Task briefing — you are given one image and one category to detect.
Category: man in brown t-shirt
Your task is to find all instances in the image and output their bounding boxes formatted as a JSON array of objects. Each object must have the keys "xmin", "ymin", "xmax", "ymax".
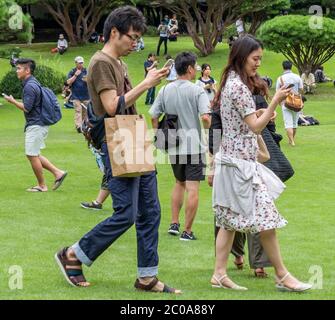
[{"xmin": 55, "ymin": 6, "xmax": 181, "ymax": 294}]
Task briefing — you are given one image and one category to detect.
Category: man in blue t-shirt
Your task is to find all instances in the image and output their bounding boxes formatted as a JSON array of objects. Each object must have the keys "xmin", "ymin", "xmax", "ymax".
[
  {"xmin": 4, "ymin": 58, "xmax": 67, "ymax": 192},
  {"xmin": 67, "ymin": 56, "xmax": 90, "ymax": 133},
  {"xmin": 144, "ymin": 53, "xmax": 158, "ymax": 105}
]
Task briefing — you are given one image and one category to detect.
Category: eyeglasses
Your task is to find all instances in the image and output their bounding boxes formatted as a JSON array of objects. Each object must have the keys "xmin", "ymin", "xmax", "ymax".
[{"xmin": 124, "ymin": 33, "xmax": 141, "ymax": 43}]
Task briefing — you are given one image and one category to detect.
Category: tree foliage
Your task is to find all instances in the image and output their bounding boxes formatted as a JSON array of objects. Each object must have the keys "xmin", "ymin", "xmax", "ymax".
[
  {"xmin": 257, "ymin": 14, "xmax": 335, "ymax": 73},
  {"xmin": 0, "ymin": 0, "xmax": 34, "ymax": 43},
  {"xmin": 152, "ymin": 0, "xmax": 292, "ymax": 56},
  {"xmin": 244, "ymin": 0, "xmax": 291, "ymax": 35},
  {"xmin": 37, "ymin": 0, "xmax": 123, "ymax": 45}
]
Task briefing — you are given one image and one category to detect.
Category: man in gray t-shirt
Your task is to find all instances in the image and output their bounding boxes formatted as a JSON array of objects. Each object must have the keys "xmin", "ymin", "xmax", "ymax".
[{"xmin": 150, "ymin": 52, "xmax": 211, "ymax": 241}]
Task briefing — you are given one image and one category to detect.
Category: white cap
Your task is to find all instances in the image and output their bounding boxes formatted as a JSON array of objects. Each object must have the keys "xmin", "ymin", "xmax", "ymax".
[{"xmin": 75, "ymin": 56, "xmax": 84, "ymax": 63}]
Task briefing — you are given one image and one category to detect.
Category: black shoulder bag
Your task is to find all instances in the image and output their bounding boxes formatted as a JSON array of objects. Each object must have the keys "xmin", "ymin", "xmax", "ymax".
[{"xmin": 154, "ymin": 86, "xmax": 180, "ymax": 151}]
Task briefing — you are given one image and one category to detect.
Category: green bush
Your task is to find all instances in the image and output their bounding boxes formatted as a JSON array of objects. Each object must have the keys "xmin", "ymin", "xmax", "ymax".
[
  {"xmin": 145, "ymin": 25, "xmax": 158, "ymax": 37},
  {"xmin": 0, "ymin": 47, "xmax": 21, "ymax": 59},
  {"xmin": 0, "ymin": 64, "xmax": 65, "ymax": 99}
]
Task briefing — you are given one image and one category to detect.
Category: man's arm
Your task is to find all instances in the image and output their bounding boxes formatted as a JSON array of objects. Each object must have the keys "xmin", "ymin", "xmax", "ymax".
[
  {"xmin": 100, "ymin": 67, "xmax": 169, "ymax": 116},
  {"xmin": 4, "ymin": 95, "xmax": 27, "ymax": 112},
  {"xmin": 67, "ymin": 69, "xmax": 81, "ymax": 86},
  {"xmin": 151, "ymin": 118, "xmax": 159, "ymax": 130},
  {"xmin": 201, "ymin": 113, "xmax": 211, "ymax": 129}
]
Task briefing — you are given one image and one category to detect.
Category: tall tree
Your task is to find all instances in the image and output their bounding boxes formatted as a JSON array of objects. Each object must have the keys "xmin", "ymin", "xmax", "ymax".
[
  {"xmin": 245, "ymin": 0, "xmax": 291, "ymax": 35},
  {"xmin": 258, "ymin": 15, "xmax": 335, "ymax": 73},
  {"xmin": 152, "ymin": 0, "xmax": 290, "ymax": 56},
  {"xmin": 38, "ymin": 0, "xmax": 122, "ymax": 45}
]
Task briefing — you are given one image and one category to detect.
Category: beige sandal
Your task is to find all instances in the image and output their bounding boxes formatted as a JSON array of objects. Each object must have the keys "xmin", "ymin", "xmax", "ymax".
[
  {"xmin": 275, "ymin": 272, "xmax": 312, "ymax": 292},
  {"xmin": 211, "ymin": 274, "xmax": 248, "ymax": 291}
]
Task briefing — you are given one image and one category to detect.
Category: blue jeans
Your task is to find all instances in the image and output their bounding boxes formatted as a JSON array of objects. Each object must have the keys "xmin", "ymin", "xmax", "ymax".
[
  {"xmin": 145, "ymin": 86, "xmax": 156, "ymax": 105},
  {"xmin": 72, "ymin": 142, "xmax": 161, "ymax": 278}
]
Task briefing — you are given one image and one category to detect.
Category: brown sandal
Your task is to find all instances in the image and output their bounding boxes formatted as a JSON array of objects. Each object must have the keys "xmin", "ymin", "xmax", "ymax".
[
  {"xmin": 254, "ymin": 268, "xmax": 268, "ymax": 278},
  {"xmin": 134, "ymin": 277, "xmax": 181, "ymax": 294},
  {"xmin": 55, "ymin": 247, "xmax": 89, "ymax": 287}
]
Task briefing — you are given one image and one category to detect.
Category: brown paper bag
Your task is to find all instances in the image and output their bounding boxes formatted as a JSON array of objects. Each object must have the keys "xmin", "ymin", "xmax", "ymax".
[{"xmin": 105, "ymin": 115, "xmax": 155, "ymax": 177}]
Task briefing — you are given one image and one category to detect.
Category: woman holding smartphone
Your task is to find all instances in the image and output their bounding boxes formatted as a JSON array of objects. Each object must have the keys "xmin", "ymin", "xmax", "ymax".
[{"xmin": 210, "ymin": 35, "xmax": 312, "ymax": 292}]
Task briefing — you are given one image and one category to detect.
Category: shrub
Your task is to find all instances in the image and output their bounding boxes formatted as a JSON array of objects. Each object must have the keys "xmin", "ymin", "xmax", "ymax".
[
  {"xmin": 145, "ymin": 25, "xmax": 158, "ymax": 37},
  {"xmin": 0, "ymin": 64, "xmax": 65, "ymax": 99},
  {"xmin": 257, "ymin": 15, "xmax": 335, "ymax": 73}
]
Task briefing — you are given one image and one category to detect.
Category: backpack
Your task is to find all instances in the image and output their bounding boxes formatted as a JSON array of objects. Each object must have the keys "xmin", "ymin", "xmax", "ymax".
[{"xmin": 31, "ymin": 80, "xmax": 62, "ymax": 125}]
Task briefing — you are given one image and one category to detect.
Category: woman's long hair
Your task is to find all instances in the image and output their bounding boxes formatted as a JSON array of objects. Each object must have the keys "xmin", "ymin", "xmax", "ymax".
[{"xmin": 212, "ymin": 35, "xmax": 269, "ymax": 110}]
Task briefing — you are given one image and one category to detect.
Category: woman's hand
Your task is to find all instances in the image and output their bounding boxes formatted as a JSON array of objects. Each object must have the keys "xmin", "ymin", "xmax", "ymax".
[
  {"xmin": 272, "ymin": 86, "xmax": 292, "ymax": 105},
  {"xmin": 208, "ymin": 175, "xmax": 214, "ymax": 187}
]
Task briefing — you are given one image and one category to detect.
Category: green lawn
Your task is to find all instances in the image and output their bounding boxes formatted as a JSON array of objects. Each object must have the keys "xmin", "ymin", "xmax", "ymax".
[{"xmin": 0, "ymin": 37, "xmax": 334, "ymax": 300}]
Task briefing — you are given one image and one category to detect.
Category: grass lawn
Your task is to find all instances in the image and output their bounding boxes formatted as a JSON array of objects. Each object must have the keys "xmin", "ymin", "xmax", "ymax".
[{"xmin": 0, "ymin": 37, "xmax": 334, "ymax": 300}]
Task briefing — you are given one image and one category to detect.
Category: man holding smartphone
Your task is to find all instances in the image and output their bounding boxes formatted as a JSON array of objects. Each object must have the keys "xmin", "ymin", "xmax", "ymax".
[
  {"xmin": 144, "ymin": 53, "xmax": 158, "ymax": 105},
  {"xmin": 3, "ymin": 59, "xmax": 67, "ymax": 192},
  {"xmin": 67, "ymin": 56, "xmax": 90, "ymax": 133},
  {"xmin": 55, "ymin": 6, "xmax": 181, "ymax": 294}
]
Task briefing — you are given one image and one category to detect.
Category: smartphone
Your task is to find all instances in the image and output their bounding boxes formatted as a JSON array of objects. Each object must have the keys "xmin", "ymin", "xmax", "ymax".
[
  {"xmin": 285, "ymin": 83, "xmax": 294, "ymax": 89},
  {"xmin": 163, "ymin": 59, "xmax": 174, "ymax": 69}
]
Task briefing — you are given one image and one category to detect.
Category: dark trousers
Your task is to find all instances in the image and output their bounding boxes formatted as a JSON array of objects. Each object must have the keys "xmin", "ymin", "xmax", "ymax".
[
  {"xmin": 77, "ymin": 142, "xmax": 161, "ymax": 276},
  {"xmin": 58, "ymin": 47, "xmax": 67, "ymax": 55},
  {"xmin": 156, "ymin": 37, "xmax": 168, "ymax": 56},
  {"xmin": 145, "ymin": 87, "xmax": 156, "ymax": 105},
  {"xmin": 215, "ymin": 224, "xmax": 271, "ymax": 269}
]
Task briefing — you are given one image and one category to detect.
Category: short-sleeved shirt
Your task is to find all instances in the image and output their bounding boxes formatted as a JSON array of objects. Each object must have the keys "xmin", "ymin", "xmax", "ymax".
[
  {"xmin": 166, "ymin": 64, "xmax": 177, "ymax": 82},
  {"xmin": 57, "ymin": 39, "xmax": 68, "ymax": 48},
  {"xmin": 144, "ymin": 60, "xmax": 153, "ymax": 77},
  {"xmin": 87, "ymin": 50, "xmax": 133, "ymax": 116},
  {"xmin": 22, "ymin": 76, "xmax": 43, "ymax": 131},
  {"xmin": 275, "ymin": 70, "xmax": 303, "ymax": 110},
  {"xmin": 195, "ymin": 77, "xmax": 216, "ymax": 101},
  {"xmin": 275, "ymin": 70, "xmax": 303, "ymax": 94},
  {"xmin": 149, "ymin": 79, "xmax": 210, "ymax": 155},
  {"xmin": 158, "ymin": 24, "xmax": 169, "ymax": 38},
  {"xmin": 220, "ymin": 71, "xmax": 257, "ymax": 161},
  {"xmin": 67, "ymin": 68, "xmax": 90, "ymax": 100}
]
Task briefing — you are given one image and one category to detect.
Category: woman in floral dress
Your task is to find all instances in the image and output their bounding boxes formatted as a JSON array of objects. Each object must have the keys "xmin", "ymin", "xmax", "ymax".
[{"xmin": 210, "ymin": 35, "xmax": 312, "ymax": 292}]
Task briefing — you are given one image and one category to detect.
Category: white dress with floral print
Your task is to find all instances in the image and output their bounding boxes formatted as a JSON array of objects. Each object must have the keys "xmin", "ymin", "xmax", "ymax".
[{"xmin": 215, "ymin": 71, "xmax": 287, "ymax": 233}]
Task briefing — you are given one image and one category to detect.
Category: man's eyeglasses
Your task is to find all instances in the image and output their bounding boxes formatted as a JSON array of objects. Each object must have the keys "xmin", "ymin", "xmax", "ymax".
[{"xmin": 124, "ymin": 33, "xmax": 141, "ymax": 43}]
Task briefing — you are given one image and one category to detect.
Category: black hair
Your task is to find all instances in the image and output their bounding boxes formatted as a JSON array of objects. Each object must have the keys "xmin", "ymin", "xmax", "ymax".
[
  {"xmin": 147, "ymin": 53, "xmax": 155, "ymax": 59},
  {"xmin": 174, "ymin": 52, "xmax": 197, "ymax": 76},
  {"xmin": 165, "ymin": 55, "xmax": 172, "ymax": 60},
  {"xmin": 15, "ymin": 58, "xmax": 36, "ymax": 74},
  {"xmin": 103, "ymin": 6, "xmax": 147, "ymax": 44},
  {"xmin": 282, "ymin": 60, "xmax": 293, "ymax": 70},
  {"xmin": 201, "ymin": 63, "xmax": 211, "ymax": 76}
]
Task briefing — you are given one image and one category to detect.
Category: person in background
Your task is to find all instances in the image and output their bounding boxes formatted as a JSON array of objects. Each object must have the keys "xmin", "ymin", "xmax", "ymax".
[
  {"xmin": 156, "ymin": 20, "xmax": 169, "ymax": 56},
  {"xmin": 301, "ymin": 68, "xmax": 316, "ymax": 94},
  {"xmin": 67, "ymin": 56, "xmax": 90, "ymax": 133},
  {"xmin": 314, "ymin": 65, "xmax": 332, "ymax": 83},
  {"xmin": 80, "ymin": 146, "xmax": 110, "ymax": 211},
  {"xmin": 276, "ymin": 60, "xmax": 304, "ymax": 146},
  {"xmin": 144, "ymin": 53, "xmax": 158, "ymax": 105},
  {"xmin": 150, "ymin": 52, "xmax": 211, "ymax": 241},
  {"xmin": 165, "ymin": 55, "xmax": 177, "ymax": 82},
  {"xmin": 235, "ymin": 18, "xmax": 245, "ymax": 37},
  {"xmin": 62, "ymin": 81, "xmax": 73, "ymax": 109},
  {"xmin": 195, "ymin": 63, "xmax": 217, "ymax": 103},
  {"xmin": 3, "ymin": 58, "xmax": 67, "ymax": 192},
  {"xmin": 89, "ymin": 30, "xmax": 99, "ymax": 43},
  {"xmin": 57, "ymin": 34, "xmax": 68, "ymax": 55}
]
